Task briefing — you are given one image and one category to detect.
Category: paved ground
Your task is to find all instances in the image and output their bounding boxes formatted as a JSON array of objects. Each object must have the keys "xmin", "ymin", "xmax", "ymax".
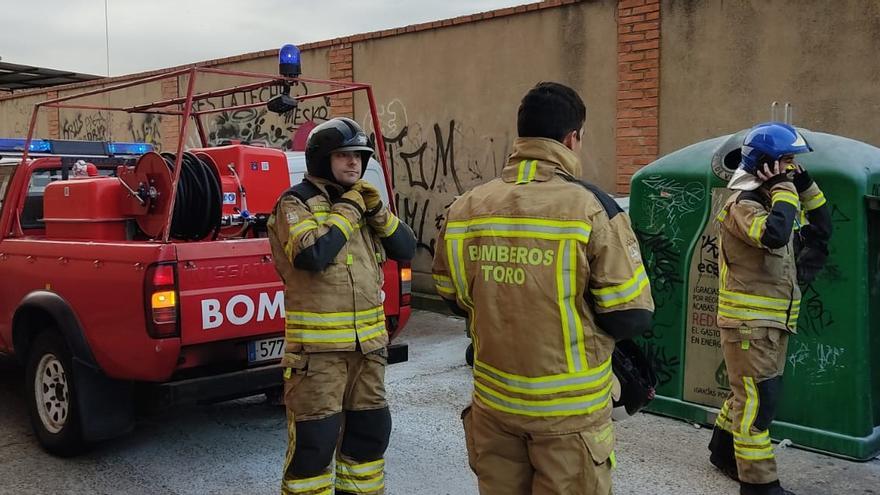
[{"xmin": 1, "ymin": 309, "xmax": 878, "ymax": 494}]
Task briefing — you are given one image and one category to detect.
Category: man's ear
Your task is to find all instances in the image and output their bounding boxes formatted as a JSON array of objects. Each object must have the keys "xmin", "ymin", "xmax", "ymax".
[{"xmin": 561, "ymin": 130, "xmax": 576, "ymax": 150}]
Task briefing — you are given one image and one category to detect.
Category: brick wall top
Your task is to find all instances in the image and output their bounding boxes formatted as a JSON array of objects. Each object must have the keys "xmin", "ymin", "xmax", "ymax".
[{"xmin": 0, "ymin": 0, "xmax": 580, "ymax": 102}]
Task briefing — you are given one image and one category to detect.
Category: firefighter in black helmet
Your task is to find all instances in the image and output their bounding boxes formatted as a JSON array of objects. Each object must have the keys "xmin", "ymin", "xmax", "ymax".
[{"xmin": 268, "ymin": 117, "xmax": 416, "ymax": 495}]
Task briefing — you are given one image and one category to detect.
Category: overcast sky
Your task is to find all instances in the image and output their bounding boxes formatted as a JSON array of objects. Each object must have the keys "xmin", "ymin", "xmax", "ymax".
[{"xmin": 1, "ymin": 0, "xmax": 527, "ymax": 76}]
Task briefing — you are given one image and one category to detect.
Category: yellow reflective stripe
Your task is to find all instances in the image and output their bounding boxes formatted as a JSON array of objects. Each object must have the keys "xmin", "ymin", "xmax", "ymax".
[
  {"xmin": 289, "ymin": 219, "xmax": 319, "ymax": 238},
  {"xmin": 474, "ymin": 379, "xmax": 613, "ymax": 417},
  {"xmin": 515, "ymin": 160, "xmax": 538, "ymax": 184},
  {"xmin": 734, "ymin": 444, "xmax": 775, "ymax": 461},
  {"xmin": 716, "ymin": 206, "xmax": 729, "ymax": 223},
  {"xmin": 771, "ymin": 190, "xmax": 800, "ymax": 208},
  {"xmin": 735, "ymin": 429, "xmax": 770, "ymax": 445},
  {"xmin": 313, "ymin": 211, "xmax": 330, "ymax": 224},
  {"xmin": 356, "ymin": 321, "xmax": 386, "ymax": 342},
  {"xmin": 719, "ymin": 289, "xmax": 798, "ymax": 311},
  {"xmin": 557, "ymin": 240, "xmax": 587, "ymax": 372},
  {"xmin": 286, "ymin": 306, "xmax": 384, "ymax": 322},
  {"xmin": 446, "ymin": 217, "xmax": 592, "ymax": 244},
  {"xmin": 447, "ymin": 238, "xmax": 473, "ymax": 308},
  {"xmin": 748, "ymin": 215, "xmax": 767, "ymax": 246},
  {"xmin": 377, "ymin": 213, "xmax": 400, "ymax": 238},
  {"xmin": 334, "ymin": 474, "xmax": 385, "ymax": 494},
  {"xmin": 285, "ymin": 328, "xmax": 356, "ymax": 343},
  {"xmin": 474, "ymin": 358, "xmax": 612, "ymax": 395},
  {"xmin": 285, "ymin": 472, "xmax": 333, "ymax": 493},
  {"xmin": 803, "ymin": 191, "xmax": 826, "ymax": 211},
  {"xmin": 718, "ymin": 305, "xmax": 797, "ymax": 323},
  {"xmin": 432, "ymin": 274, "xmax": 456, "ymax": 295},
  {"xmin": 741, "ymin": 377, "xmax": 759, "ymax": 435},
  {"xmin": 591, "ymin": 265, "xmax": 650, "ymax": 308},
  {"xmin": 715, "ymin": 400, "xmax": 734, "ymax": 431},
  {"xmin": 326, "ymin": 213, "xmax": 354, "ymax": 239},
  {"xmin": 336, "ymin": 459, "xmax": 385, "ymax": 477},
  {"xmin": 567, "ymin": 240, "xmax": 588, "ymax": 370}
]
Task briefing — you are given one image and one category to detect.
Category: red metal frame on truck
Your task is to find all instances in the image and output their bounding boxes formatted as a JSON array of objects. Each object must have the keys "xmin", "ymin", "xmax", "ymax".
[{"xmin": 17, "ymin": 66, "xmax": 393, "ymax": 243}]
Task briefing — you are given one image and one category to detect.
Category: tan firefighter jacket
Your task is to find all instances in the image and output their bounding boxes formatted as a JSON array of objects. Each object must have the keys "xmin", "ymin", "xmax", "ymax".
[
  {"xmin": 268, "ymin": 175, "xmax": 413, "ymax": 357},
  {"xmin": 717, "ymin": 178, "xmax": 828, "ymax": 333},
  {"xmin": 432, "ymin": 137, "xmax": 654, "ymax": 432}
]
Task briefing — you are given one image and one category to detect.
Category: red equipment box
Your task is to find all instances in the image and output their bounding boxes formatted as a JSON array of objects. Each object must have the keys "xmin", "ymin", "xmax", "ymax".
[
  {"xmin": 193, "ymin": 145, "xmax": 289, "ymax": 216},
  {"xmin": 43, "ymin": 177, "xmax": 129, "ymax": 240}
]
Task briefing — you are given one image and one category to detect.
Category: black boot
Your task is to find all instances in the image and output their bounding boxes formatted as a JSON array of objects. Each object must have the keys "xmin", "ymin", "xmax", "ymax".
[
  {"xmin": 708, "ymin": 427, "xmax": 739, "ymax": 482},
  {"xmin": 740, "ymin": 480, "xmax": 796, "ymax": 495}
]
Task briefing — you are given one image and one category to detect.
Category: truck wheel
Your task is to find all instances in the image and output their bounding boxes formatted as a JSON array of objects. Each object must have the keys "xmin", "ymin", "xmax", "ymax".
[
  {"xmin": 25, "ymin": 331, "xmax": 85, "ymax": 456},
  {"xmin": 465, "ymin": 343, "xmax": 474, "ymax": 367}
]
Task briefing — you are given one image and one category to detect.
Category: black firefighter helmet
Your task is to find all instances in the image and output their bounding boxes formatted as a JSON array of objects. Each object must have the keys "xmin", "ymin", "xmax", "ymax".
[
  {"xmin": 611, "ymin": 339, "xmax": 657, "ymax": 420},
  {"xmin": 305, "ymin": 117, "xmax": 374, "ymax": 182}
]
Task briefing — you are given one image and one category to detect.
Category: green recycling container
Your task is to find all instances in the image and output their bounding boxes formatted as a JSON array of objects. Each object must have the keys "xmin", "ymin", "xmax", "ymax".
[{"xmin": 629, "ymin": 128, "xmax": 880, "ymax": 460}]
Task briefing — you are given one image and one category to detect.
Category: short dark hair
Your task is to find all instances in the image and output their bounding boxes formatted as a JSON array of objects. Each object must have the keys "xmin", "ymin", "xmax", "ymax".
[{"xmin": 517, "ymin": 82, "xmax": 586, "ymax": 142}]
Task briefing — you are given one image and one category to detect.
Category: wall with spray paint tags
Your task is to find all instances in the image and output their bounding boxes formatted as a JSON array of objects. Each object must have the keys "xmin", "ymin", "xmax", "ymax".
[
  {"xmin": 352, "ymin": 2, "xmax": 619, "ymax": 289},
  {"xmin": 56, "ymin": 82, "xmax": 164, "ymax": 148}
]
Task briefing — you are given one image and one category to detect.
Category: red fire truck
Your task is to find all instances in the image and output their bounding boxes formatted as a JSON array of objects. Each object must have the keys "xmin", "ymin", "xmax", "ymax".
[{"xmin": 0, "ymin": 46, "xmax": 411, "ymax": 456}]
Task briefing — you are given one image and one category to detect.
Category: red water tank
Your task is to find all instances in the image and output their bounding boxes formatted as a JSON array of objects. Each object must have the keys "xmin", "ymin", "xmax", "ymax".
[
  {"xmin": 192, "ymin": 145, "xmax": 289, "ymax": 216},
  {"xmin": 43, "ymin": 177, "xmax": 129, "ymax": 240}
]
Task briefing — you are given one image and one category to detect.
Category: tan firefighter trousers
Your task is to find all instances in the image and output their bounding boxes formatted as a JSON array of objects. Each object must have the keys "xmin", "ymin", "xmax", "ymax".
[
  {"xmin": 462, "ymin": 402, "xmax": 614, "ymax": 495},
  {"xmin": 281, "ymin": 350, "xmax": 389, "ymax": 495},
  {"xmin": 715, "ymin": 326, "xmax": 790, "ymax": 484}
]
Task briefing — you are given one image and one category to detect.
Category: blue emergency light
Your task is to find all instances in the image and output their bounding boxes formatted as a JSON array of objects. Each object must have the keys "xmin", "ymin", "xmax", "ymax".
[
  {"xmin": 0, "ymin": 138, "xmax": 153, "ymax": 156},
  {"xmin": 0, "ymin": 138, "xmax": 51, "ymax": 153},
  {"xmin": 279, "ymin": 44, "xmax": 301, "ymax": 78},
  {"xmin": 107, "ymin": 142, "xmax": 153, "ymax": 155}
]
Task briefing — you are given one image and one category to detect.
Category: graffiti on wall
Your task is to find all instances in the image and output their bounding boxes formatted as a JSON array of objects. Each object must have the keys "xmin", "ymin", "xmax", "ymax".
[
  {"xmin": 127, "ymin": 114, "xmax": 162, "ymax": 149},
  {"xmin": 192, "ymin": 82, "xmax": 330, "ymax": 149},
  {"xmin": 60, "ymin": 112, "xmax": 163, "ymax": 150},
  {"xmin": 364, "ymin": 98, "xmax": 508, "ymax": 271},
  {"xmin": 61, "ymin": 112, "xmax": 110, "ymax": 141}
]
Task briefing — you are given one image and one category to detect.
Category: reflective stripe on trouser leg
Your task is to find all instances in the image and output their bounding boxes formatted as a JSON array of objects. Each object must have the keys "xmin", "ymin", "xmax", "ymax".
[
  {"xmin": 720, "ymin": 328, "xmax": 784, "ymax": 484},
  {"xmin": 335, "ymin": 457, "xmax": 385, "ymax": 494},
  {"xmin": 282, "ymin": 413, "xmax": 343, "ymax": 494},
  {"xmin": 336, "ymin": 407, "xmax": 391, "ymax": 494}
]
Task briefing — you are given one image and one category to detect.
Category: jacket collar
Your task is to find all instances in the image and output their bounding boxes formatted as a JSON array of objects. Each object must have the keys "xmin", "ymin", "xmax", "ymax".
[
  {"xmin": 502, "ymin": 137, "xmax": 582, "ymax": 182},
  {"xmin": 305, "ymin": 174, "xmax": 345, "ymax": 200}
]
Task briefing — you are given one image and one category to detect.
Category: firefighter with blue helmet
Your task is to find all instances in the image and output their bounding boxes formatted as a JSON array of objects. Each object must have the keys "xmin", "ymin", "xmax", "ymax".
[{"xmin": 709, "ymin": 122, "xmax": 832, "ymax": 495}]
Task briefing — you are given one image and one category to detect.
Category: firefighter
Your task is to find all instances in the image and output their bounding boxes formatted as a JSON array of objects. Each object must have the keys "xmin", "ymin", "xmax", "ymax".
[
  {"xmin": 432, "ymin": 82, "xmax": 654, "ymax": 494},
  {"xmin": 709, "ymin": 122, "xmax": 832, "ymax": 495},
  {"xmin": 267, "ymin": 117, "xmax": 416, "ymax": 495}
]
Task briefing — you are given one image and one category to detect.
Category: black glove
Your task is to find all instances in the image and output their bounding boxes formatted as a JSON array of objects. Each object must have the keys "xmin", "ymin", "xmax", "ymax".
[
  {"xmin": 796, "ymin": 245, "xmax": 829, "ymax": 286},
  {"xmin": 793, "ymin": 169, "xmax": 814, "ymax": 193}
]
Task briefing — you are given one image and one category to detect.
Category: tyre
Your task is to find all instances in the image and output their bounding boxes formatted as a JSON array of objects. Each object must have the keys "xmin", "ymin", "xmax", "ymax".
[
  {"xmin": 25, "ymin": 331, "xmax": 85, "ymax": 456},
  {"xmin": 465, "ymin": 342, "xmax": 474, "ymax": 367}
]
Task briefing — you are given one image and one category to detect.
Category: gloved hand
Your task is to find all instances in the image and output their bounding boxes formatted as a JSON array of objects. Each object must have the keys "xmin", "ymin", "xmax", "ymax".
[
  {"xmin": 351, "ymin": 180, "xmax": 383, "ymax": 215},
  {"xmin": 792, "ymin": 165, "xmax": 814, "ymax": 193},
  {"xmin": 338, "ymin": 189, "xmax": 365, "ymax": 215}
]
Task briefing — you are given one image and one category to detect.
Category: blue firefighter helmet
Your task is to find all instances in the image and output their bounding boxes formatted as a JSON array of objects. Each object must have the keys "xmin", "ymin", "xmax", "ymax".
[{"xmin": 740, "ymin": 122, "xmax": 813, "ymax": 174}]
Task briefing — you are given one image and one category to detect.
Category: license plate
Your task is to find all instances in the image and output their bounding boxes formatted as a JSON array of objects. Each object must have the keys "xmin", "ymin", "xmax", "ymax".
[{"xmin": 247, "ymin": 337, "xmax": 285, "ymax": 363}]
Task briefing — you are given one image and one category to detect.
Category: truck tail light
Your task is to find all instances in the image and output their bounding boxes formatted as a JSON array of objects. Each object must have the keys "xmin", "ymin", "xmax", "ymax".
[
  {"xmin": 399, "ymin": 262, "xmax": 412, "ymax": 306},
  {"xmin": 145, "ymin": 263, "xmax": 179, "ymax": 338}
]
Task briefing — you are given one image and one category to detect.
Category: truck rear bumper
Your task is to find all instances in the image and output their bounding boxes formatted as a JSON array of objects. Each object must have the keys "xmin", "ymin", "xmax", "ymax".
[
  {"xmin": 147, "ymin": 343, "xmax": 408, "ymax": 409},
  {"xmin": 149, "ymin": 363, "xmax": 282, "ymax": 409}
]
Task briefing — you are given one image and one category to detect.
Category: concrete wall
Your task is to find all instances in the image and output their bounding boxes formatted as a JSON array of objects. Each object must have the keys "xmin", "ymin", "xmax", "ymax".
[
  {"xmin": 659, "ymin": 0, "xmax": 880, "ymax": 155},
  {"xmin": 353, "ymin": 2, "xmax": 618, "ymax": 283}
]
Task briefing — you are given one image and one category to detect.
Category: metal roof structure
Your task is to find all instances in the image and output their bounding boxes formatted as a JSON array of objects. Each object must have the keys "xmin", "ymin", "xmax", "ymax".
[{"xmin": 0, "ymin": 61, "xmax": 102, "ymax": 92}]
